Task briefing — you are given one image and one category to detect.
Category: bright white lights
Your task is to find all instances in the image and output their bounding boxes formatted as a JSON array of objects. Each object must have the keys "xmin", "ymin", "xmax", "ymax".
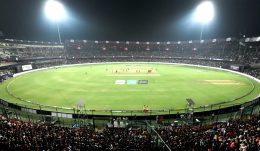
[
  {"xmin": 194, "ymin": 1, "xmax": 214, "ymax": 24},
  {"xmin": 44, "ymin": 0, "xmax": 66, "ymax": 21}
]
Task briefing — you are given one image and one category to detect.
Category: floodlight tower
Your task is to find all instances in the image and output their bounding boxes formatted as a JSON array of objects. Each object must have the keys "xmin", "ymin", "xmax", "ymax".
[
  {"xmin": 44, "ymin": 0, "xmax": 66, "ymax": 44},
  {"xmin": 194, "ymin": 1, "xmax": 215, "ymax": 40}
]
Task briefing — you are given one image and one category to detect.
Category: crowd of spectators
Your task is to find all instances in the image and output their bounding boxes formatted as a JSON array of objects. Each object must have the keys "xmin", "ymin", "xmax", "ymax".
[
  {"xmin": 15, "ymin": 46, "xmax": 65, "ymax": 59},
  {"xmin": 65, "ymin": 40, "xmax": 235, "ymax": 60},
  {"xmin": 0, "ymin": 41, "xmax": 65, "ymax": 61},
  {"xmin": 0, "ymin": 70, "xmax": 13, "ymax": 83},
  {"xmin": 65, "ymin": 39, "xmax": 259, "ymax": 64},
  {"xmin": 0, "ymin": 113, "xmax": 259, "ymax": 150},
  {"xmin": 0, "ymin": 38, "xmax": 260, "ymax": 79},
  {"xmin": 156, "ymin": 115, "xmax": 260, "ymax": 151},
  {"xmin": 244, "ymin": 68, "xmax": 260, "ymax": 79},
  {"xmin": 1, "ymin": 38, "xmax": 259, "ymax": 64}
]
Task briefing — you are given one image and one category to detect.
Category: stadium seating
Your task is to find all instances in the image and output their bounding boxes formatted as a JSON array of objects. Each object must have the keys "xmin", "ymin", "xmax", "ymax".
[
  {"xmin": 0, "ymin": 114, "xmax": 259, "ymax": 150},
  {"xmin": 1, "ymin": 37, "xmax": 260, "ymax": 79}
]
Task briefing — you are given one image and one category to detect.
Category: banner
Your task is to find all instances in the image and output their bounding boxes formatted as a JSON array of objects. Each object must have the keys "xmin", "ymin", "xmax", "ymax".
[{"xmin": 22, "ymin": 65, "xmax": 33, "ymax": 71}]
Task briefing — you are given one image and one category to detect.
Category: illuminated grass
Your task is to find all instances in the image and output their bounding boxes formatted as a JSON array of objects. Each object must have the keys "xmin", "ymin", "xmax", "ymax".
[{"xmin": 0, "ymin": 63, "xmax": 259, "ymax": 115}]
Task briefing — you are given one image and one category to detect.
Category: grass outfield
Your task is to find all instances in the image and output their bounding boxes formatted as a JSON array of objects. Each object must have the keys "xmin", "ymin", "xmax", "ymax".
[{"xmin": 0, "ymin": 63, "xmax": 260, "ymax": 115}]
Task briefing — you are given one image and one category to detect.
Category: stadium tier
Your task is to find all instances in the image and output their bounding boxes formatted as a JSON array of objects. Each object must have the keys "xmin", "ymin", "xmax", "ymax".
[
  {"xmin": 1, "ymin": 37, "xmax": 260, "ymax": 76},
  {"xmin": 0, "ymin": 113, "xmax": 259, "ymax": 150},
  {"xmin": 1, "ymin": 37, "xmax": 260, "ymax": 62}
]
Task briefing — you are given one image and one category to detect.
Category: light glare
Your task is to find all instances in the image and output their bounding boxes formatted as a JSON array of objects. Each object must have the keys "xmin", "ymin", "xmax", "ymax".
[
  {"xmin": 44, "ymin": 0, "xmax": 66, "ymax": 21},
  {"xmin": 194, "ymin": 1, "xmax": 214, "ymax": 24}
]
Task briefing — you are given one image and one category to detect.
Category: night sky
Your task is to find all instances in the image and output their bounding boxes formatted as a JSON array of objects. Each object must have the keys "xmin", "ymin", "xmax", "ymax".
[{"xmin": 0, "ymin": 0, "xmax": 260, "ymax": 42}]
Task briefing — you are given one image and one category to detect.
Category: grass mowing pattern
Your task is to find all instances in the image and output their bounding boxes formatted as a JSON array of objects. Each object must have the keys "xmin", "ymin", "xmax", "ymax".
[{"xmin": 0, "ymin": 63, "xmax": 260, "ymax": 115}]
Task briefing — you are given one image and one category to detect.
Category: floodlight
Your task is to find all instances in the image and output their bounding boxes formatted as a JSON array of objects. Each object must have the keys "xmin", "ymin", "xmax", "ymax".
[
  {"xmin": 194, "ymin": 1, "xmax": 214, "ymax": 24},
  {"xmin": 44, "ymin": 0, "xmax": 66, "ymax": 21},
  {"xmin": 44, "ymin": 0, "xmax": 66, "ymax": 44}
]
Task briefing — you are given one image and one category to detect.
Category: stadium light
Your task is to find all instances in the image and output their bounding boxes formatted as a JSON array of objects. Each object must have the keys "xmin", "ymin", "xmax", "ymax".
[
  {"xmin": 44, "ymin": 0, "xmax": 65, "ymax": 21},
  {"xmin": 44, "ymin": 0, "xmax": 66, "ymax": 44},
  {"xmin": 193, "ymin": 1, "xmax": 215, "ymax": 40},
  {"xmin": 194, "ymin": 1, "xmax": 214, "ymax": 24}
]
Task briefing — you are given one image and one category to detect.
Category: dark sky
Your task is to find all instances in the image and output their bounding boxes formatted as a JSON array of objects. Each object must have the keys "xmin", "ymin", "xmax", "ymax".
[{"xmin": 0, "ymin": 0, "xmax": 260, "ymax": 42}]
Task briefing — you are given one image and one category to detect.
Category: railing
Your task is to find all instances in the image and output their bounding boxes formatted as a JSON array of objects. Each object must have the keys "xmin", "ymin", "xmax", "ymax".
[{"xmin": 0, "ymin": 96, "xmax": 259, "ymax": 120}]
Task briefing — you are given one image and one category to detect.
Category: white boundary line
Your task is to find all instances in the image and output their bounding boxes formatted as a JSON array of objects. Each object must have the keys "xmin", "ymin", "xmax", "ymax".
[{"xmin": 12, "ymin": 62, "xmax": 260, "ymax": 104}]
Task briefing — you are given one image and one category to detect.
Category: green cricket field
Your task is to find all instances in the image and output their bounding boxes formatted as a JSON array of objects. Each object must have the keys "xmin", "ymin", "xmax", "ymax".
[{"xmin": 0, "ymin": 63, "xmax": 260, "ymax": 115}]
